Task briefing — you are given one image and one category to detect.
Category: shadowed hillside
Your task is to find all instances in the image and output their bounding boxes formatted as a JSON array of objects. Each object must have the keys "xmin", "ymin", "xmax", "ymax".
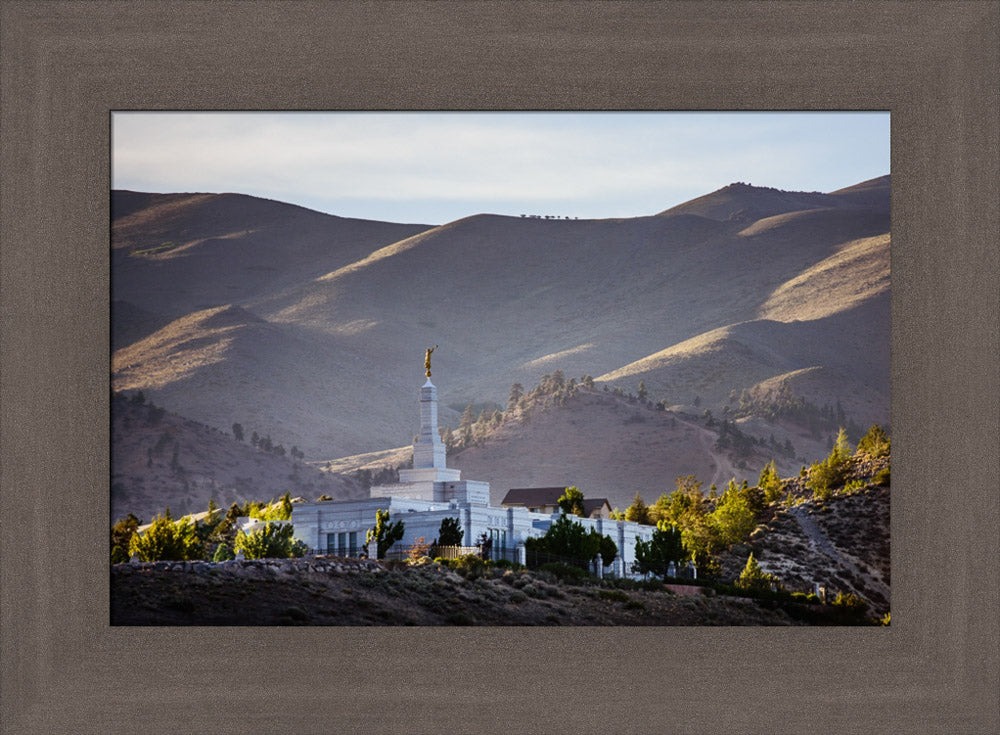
[
  {"xmin": 111, "ymin": 392, "xmax": 366, "ymax": 523},
  {"xmin": 112, "ymin": 177, "xmax": 890, "ymax": 518}
]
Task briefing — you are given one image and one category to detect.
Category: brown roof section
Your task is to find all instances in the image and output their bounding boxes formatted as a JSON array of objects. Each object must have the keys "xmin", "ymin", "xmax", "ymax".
[
  {"xmin": 501, "ymin": 488, "xmax": 612, "ymax": 516},
  {"xmin": 501, "ymin": 487, "xmax": 568, "ymax": 507}
]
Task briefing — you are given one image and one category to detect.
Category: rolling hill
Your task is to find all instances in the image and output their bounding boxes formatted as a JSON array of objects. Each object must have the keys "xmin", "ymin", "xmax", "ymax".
[{"xmin": 111, "ymin": 176, "xmax": 890, "ymax": 519}]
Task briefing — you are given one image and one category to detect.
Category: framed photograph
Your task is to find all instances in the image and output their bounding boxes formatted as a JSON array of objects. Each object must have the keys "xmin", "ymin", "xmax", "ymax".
[{"xmin": 2, "ymin": 2, "xmax": 997, "ymax": 733}]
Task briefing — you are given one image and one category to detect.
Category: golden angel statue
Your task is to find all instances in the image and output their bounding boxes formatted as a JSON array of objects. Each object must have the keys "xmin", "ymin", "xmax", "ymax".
[{"xmin": 424, "ymin": 345, "xmax": 438, "ymax": 377}]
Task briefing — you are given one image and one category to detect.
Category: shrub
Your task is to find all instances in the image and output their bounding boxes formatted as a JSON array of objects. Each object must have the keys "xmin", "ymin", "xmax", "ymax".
[
  {"xmin": 598, "ymin": 589, "xmax": 630, "ymax": 603},
  {"xmin": 129, "ymin": 514, "xmax": 201, "ymax": 561},
  {"xmin": 537, "ymin": 561, "xmax": 593, "ymax": 585},
  {"xmin": 451, "ymin": 554, "xmax": 486, "ymax": 579},
  {"xmin": 234, "ymin": 523, "xmax": 297, "ymax": 559},
  {"xmin": 734, "ymin": 553, "xmax": 780, "ymax": 592},
  {"xmin": 873, "ymin": 467, "xmax": 890, "ymax": 486},
  {"xmin": 212, "ymin": 543, "xmax": 234, "ymax": 562}
]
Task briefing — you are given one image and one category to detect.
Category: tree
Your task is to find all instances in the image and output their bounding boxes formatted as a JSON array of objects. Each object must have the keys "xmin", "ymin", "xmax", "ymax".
[
  {"xmin": 735, "ymin": 552, "xmax": 779, "ymax": 592},
  {"xmin": 856, "ymin": 425, "xmax": 890, "ymax": 458},
  {"xmin": 633, "ymin": 522, "xmax": 686, "ymax": 576},
  {"xmin": 366, "ymin": 508, "xmax": 405, "ymax": 559},
  {"xmin": 557, "ymin": 486, "xmax": 586, "ymax": 516},
  {"xmin": 459, "ymin": 404, "xmax": 475, "ymax": 446},
  {"xmin": 250, "ymin": 431, "xmax": 259, "ymax": 448},
  {"xmin": 807, "ymin": 427, "xmax": 853, "ymax": 499},
  {"xmin": 232, "ymin": 422, "xmax": 244, "ymax": 441},
  {"xmin": 128, "ymin": 514, "xmax": 201, "ymax": 561},
  {"xmin": 110, "ymin": 513, "xmax": 141, "ymax": 563},
  {"xmin": 624, "ymin": 492, "xmax": 651, "ymax": 524},
  {"xmin": 212, "ymin": 542, "xmax": 234, "ymax": 561},
  {"xmin": 507, "ymin": 383, "xmax": 524, "ymax": 412},
  {"xmin": 436, "ymin": 516, "xmax": 464, "ymax": 546},
  {"xmin": 235, "ymin": 523, "xmax": 299, "ymax": 559},
  {"xmin": 758, "ymin": 460, "xmax": 783, "ymax": 504},
  {"xmin": 526, "ymin": 514, "xmax": 613, "ymax": 569},
  {"xmin": 711, "ymin": 490, "xmax": 756, "ymax": 547},
  {"xmin": 637, "ymin": 380, "xmax": 648, "ymax": 402}
]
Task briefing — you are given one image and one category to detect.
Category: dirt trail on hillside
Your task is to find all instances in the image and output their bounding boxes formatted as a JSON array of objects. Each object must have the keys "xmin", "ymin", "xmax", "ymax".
[
  {"xmin": 789, "ymin": 505, "xmax": 890, "ymax": 604},
  {"xmin": 672, "ymin": 415, "xmax": 739, "ymax": 489}
]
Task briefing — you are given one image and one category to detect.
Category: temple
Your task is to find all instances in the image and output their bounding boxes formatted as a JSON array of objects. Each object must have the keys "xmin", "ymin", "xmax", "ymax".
[{"xmin": 287, "ymin": 367, "xmax": 657, "ymax": 575}]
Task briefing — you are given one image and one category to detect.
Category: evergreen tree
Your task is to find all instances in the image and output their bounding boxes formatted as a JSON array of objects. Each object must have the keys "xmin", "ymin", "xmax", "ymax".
[
  {"xmin": 212, "ymin": 542, "xmax": 234, "ymax": 562},
  {"xmin": 232, "ymin": 422, "xmax": 244, "ymax": 441},
  {"xmin": 557, "ymin": 486, "xmax": 586, "ymax": 516},
  {"xmin": 624, "ymin": 492, "xmax": 651, "ymax": 525},
  {"xmin": 711, "ymin": 489, "xmax": 755, "ymax": 547},
  {"xmin": 110, "ymin": 513, "xmax": 141, "ymax": 563},
  {"xmin": 637, "ymin": 380, "xmax": 648, "ymax": 402},
  {"xmin": 632, "ymin": 522, "xmax": 685, "ymax": 576},
  {"xmin": 856, "ymin": 425, "xmax": 890, "ymax": 458},
  {"xmin": 366, "ymin": 508, "xmax": 405, "ymax": 559},
  {"xmin": 758, "ymin": 460, "xmax": 783, "ymax": 504},
  {"xmin": 507, "ymin": 383, "xmax": 524, "ymax": 412},
  {"xmin": 735, "ymin": 552, "xmax": 779, "ymax": 592},
  {"xmin": 436, "ymin": 517, "xmax": 464, "ymax": 546}
]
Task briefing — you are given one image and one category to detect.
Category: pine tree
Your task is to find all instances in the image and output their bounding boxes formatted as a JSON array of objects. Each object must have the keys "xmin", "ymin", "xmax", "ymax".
[
  {"xmin": 625, "ymin": 492, "xmax": 651, "ymax": 525},
  {"xmin": 366, "ymin": 508, "xmax": 405, "ymax": 559},
  {"xmin": 557, "ymin": 486, "xmax": 586, "ymax": 516}
]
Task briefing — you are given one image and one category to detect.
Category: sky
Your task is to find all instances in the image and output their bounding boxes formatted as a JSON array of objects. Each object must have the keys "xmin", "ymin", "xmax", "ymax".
[{"xmin": 112, "ymin": 111, "xmax": 889, "ymax": 225}]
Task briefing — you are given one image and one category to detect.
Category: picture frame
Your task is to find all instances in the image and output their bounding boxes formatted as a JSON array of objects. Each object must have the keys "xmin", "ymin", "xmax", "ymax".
[{"xmin": 1, "ymin": 2, "xmax": 996, "ymax": 732}]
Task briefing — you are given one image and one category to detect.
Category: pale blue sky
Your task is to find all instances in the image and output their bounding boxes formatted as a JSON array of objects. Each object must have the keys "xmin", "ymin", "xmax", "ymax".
[{"xmin": 112, "ymin": 111, "xmax": 889, "ymax": 225}]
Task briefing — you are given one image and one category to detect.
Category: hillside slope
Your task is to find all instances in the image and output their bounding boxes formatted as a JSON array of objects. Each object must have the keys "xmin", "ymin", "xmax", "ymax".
[
  {"xmin": 112, "ymin": 177, "xmax": 890, "ymax": 494},
  {"xmin": 111, "ymin": 393, "xmax": 365, "ymax": 523}
]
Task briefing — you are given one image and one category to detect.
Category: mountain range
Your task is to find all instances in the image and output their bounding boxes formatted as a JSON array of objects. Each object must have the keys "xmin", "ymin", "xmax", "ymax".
[{"xmin": 111, "ymin": 176, "xmax": 890, "ymax": 516}]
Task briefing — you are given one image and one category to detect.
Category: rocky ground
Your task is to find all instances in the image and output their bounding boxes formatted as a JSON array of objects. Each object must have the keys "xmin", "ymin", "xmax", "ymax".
[
  {"xmin": 716, "ymin": 457, "xmax": 890, "ymax": 617},
  {"xmin": 110, "ymin": 557, "xmax": 862, "ymax": 626}
]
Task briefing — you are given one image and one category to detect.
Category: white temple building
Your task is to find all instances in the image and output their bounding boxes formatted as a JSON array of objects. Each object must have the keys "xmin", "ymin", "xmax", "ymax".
[{"xmin": 287, "ymin": 369, "xmax": 656, "ymax": 576}]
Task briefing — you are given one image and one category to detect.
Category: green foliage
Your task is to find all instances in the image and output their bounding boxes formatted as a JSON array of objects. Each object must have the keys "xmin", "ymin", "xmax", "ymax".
[
  {"xmin": 447, "ymin": 553, "xmax": 486, "ymax": 579},
  {"xmin": 831, "ymin": 591, "xmax": 869, "ymax": 622},
  {"xmin": 526, "ymin": 515, "xmax": 615, "ymax": 569},
  {"xmin": 856, "ymin": 425, "xmax": 890, "ymax": 458},
  {"xmin": 436, "ymin": 516, "xmax": 464, "ymax": 546},
  {"xmin": 557, "ymin": 486, "xmax": 586, "ymax": 516},
  {"xmin": 632, "ymin": 522, "xmax": 686, "ymax": 576},
  {"xmin": 680, "ymin": 512, "xmax": 721, "ymax": 565},
  {"xmin": 234, "ymin": 523, "xmax": 297, "ymax": 559},
  {"xmin": 807, "ymin": 427, "xmax": 854, "ymax": 499},
  {"xmin": 128, "ymin": 514, "xmax": 201, "ymax": 561},
  {"xmin": 758, "ymin": 460, "xmax": 783, "ymax": 504},
  {"xmin": 365, "ymin": 508, "xmax": 404, "ymax": 559},
  {"xmin": 873, "ymin": 467, "xmax": 890, "ymax": 486},
  {"xmin": 212, "ymin": 543, "xmax": 234, "ymax": 562},
  {"xmin": 250, "ymin": 492, "xmax": 293, "ymax": 521},
  {"xmin": 735, "ymin": 552, "xmax": 779, "ymax": 592},
  {"xmin": 110, "ymin": 513, "xmax": 141, "ymax": 563},
  {"xmin": 624, "ymin": 492, "xmax": 651, "ymax": 524},
  {"xmin": 711, "ymin": 487, "xmax": 756, "ymax": 547}
]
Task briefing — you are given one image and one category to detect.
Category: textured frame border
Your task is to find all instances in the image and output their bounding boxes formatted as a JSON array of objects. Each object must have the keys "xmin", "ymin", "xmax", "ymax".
[{"xmin": 1, "ymin": 1, "xmax": 998, "ymax": 733}]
